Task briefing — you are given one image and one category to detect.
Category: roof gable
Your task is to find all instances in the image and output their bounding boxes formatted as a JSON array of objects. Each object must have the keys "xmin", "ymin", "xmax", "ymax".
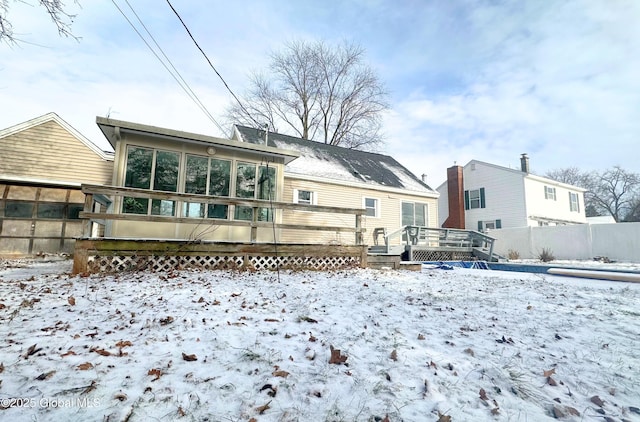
[
  {"xmin": 0, "ymin": 112, "xmax": 113, "ymax": 161},
  {"xmin": 233, "ymin": 125, "xmax": 436, "ymax": 195}
]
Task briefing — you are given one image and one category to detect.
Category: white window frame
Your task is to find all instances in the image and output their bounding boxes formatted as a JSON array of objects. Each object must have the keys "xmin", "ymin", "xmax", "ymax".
[
  {"xmin": 469, "ymin": 189, "xmax": 481, "ymax": 209},
  {"xmin": 293, "ymin": 189, "xmax": 317, "ymax": 205},
  {"xmin": 363, "ymin": 197, "xmax": 380, "ymax": 218},
  {"xmin": 569, "ymin": 192, "xmax": 580, "ymax": 212},
  {"xmin": 544, "ymin": 186, "xmax": 556, "ymax": 201}
]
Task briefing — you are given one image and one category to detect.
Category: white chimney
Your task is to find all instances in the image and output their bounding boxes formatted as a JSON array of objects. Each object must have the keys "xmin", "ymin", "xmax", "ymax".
[{"xmin": 421, "ymin": 174, "xmax": 428, "ymax": 184}]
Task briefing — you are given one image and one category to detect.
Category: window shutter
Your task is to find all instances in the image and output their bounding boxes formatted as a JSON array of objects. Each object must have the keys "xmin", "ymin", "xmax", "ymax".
[
  {"xmin": 312, "ymin": 192, "xmax": 318, "ymax": 205},
  {"xmin": 293, "ymin": 189, "xmax": 299, "ymax": 204},
  {"xmin": 478, "ymin": 221, "xmax": 483, "ymax": 231},
  {"xmin": 464, "ymin": 190, "xmax": 470, "ymax": 210},
  {"xmin": 480, "ymin": 188, "xmax": 486, "ymax": 208},
  {"xmin": 545, "ymin": 186, "xmax": 548, "ymax": 199},
  {"xmin": 496, "ymin": 219, "xmax": 502, "ymax": 229}
]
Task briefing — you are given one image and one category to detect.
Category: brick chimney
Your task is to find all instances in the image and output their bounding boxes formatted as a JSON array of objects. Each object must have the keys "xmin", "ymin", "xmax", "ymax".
[
  {"xmin": 520, "ymin": 153, "xmax": 530, "ymax": 173},
  {"xmin": 442, "ymin": 165, "xmax": 465, "ymax": 229}
]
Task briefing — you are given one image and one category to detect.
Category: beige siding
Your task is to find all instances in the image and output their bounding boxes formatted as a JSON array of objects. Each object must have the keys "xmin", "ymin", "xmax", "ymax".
[
  {"xmin": 0, "ymin": 120, "xmax": 113, "ymax": 185},
  {"xmin": 281, "ymin": 177, "xmax": 438, "ymax": 245}
]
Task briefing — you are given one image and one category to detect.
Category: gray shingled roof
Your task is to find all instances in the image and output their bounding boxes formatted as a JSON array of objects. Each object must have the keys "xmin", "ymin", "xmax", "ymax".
[{"xmin": 234, "ymin": 125, "xmax": 436, "ymax": 194}]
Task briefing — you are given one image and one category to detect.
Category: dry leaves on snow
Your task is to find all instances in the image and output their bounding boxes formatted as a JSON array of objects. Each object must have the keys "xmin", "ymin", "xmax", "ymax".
[
  {"xmin": 182, "ymin": 352, "xmax": 197, "ymax": 361},
  {"xmin": 329, "ymin": 345, "xmax": 348, "ymax": 365}
]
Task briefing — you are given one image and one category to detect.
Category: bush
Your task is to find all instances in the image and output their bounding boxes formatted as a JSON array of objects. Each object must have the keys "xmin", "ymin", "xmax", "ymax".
[
  {"xmin": 538, "ymin": 248, "xmax": 555, "ymax": 262},
  {"xmin": 507, "ymin": 249, "xmax": 520, "ymax": 260}
]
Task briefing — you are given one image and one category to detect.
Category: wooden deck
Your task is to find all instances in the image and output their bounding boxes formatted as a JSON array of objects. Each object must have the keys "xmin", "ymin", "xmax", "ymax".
[{"xmin": 73, "ymin": 185, "xmax": 368, "ymax": 274}]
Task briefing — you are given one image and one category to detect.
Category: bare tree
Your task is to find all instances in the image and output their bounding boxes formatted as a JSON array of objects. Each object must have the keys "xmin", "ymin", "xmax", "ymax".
[
  {"xmin": 1, "ymin": 0, "xmax": 79, "ymax": 44},
  {"xmin": 590, "ymin": 166, "xmax": 640, "ymax": 222},
  {"xmin": 545, "ymin": 167, "xmax": 600, "ymax": 217},
  {"xmin": 226, "ymin": 39, "xmax": 389, "ymax": 150}
]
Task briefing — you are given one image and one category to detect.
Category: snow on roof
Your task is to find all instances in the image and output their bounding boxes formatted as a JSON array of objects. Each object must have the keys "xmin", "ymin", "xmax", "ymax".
[{"xmin": 235, "ymin": 125, "xmax": 436, "ymax": 195}]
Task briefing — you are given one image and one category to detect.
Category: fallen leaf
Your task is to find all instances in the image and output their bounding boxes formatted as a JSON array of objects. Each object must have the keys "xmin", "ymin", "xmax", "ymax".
[
  {"xmin": 77, "ymin": 362, "xmax": 93, "ymax": 370},
  {"xmin": 148, "ymin": 368, "xmax": 162, "ymax": 381},
  {"xmin": 390, "ymin": 349, "xmax": 398, "ymax": 361},
  {"xmin": 116, "ymin": 340, "xmax": 133, "ymax": 348},
  {"xmin": 61, "ymin": 350, "xmax": 77, "ymax": 357},
  {"xmin": 491, "ymin": 407, "xmax": 500, "ymax": 415},
  {"xmin": 182, "ymin": 352, "xmax": 197, "ymax": 362},
  {"xmin": 256, "ymin": 401, "xmax": 271, "ymax": 414},
  {"xmin": 382, "ymin": 414, "xmax": 390, "ymax": 422},
  {"xmin": 590, "ymin": 395, "xmax": 605, "ymax": 407},
  {"xmin": 23, "ymin": 344, "xmax": 43, "ymax": 359},
  {"xmin": 329, "ymin": 345, "xmax": 348, "ymax": 364},
  {"xmin": 273, "ymin": 369, "xmax": 290, "ymax": 378},
  {"xmin": 543, "ymin": 368, "xmax": 556, "ymax": 377},
  {"xmin": 35, "ymin": 370, "xmax": 56, "ymax": 380},
  {"xmin": 464, "ymin": 348, "xmax": 475, "ymax": 357},
  {"xmin": 0, "ymin": 363, "xmax": 3, "ymax": 373},
  {"xmin": 264, "ymin": 318, "xmax": 280, "ymax": 322},
  {"xmin": 437, "ymin": 411, "xmax": 451, "ymax": 422},
  {"xmin": 93, "ymin": 348, "xmax": 111, "ymax": 357},
  {"xmin": 547, "ymin": 376, "xmax": 558, "ymax": 386},
  {"xmin": 417, "ymin": 333, "xmax": 425, "ymax": 340},
  {"xmin": 479, "ymin": 388, "xmax": 488, "ymax": 400},
  {"xmin": 68, "ymin": 296, "xmax": 76, "ymax": 306},
  {"xmin": 114, "ymin": 393, "xmax": 127, "ymax": 401},
  {"xmin": 159, "ymin": 316, "xmax": 174, "ymax": 325}
]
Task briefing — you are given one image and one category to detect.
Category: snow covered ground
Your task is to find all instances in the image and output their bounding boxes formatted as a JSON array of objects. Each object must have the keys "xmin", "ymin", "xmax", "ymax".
[{"xmin": 0, "ymin": 258, "xmax": 639, "ymax": 422}]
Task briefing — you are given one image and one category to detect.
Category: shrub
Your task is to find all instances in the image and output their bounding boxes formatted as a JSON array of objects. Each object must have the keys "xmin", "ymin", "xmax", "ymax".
[
  {"xmin": 507, "ymin": 249, "xmax": 520, "ymax": 260},
  {"xmin": 538, "ymin": 248, "xmax": 555, "ymax": 262}
]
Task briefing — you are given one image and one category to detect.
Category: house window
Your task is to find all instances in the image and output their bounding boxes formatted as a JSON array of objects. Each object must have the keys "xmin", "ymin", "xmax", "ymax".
[
  {"xmin": 293, "ymin": 189, "xmax": 316, "ymax": 205},
  {"xmin": 464, "ymin": 188, "xmax": 486, "ymax": 210},
  {"xmin": 478, "ymin": 219, "xmax": 502, "ymax": 232},
  {"xmin": 182, "ymin": 155, "xmax": 231, "ymax": 219},
  {"xmin": 402, "ymin": 202, "xmax": 428, "ymax": 226},
  {"xmin": 544, "ymin": 186, "xmax": 556, "ymax": 201},
  {"xmin": 364, "ymin": 197, "xmax": 379, "ymax": 217},
  {"xmin": 122, "ymin": 146, "xmax": 179, "ymax": 216},
  {"xmin": 37, "ymin": 203, "xmax": 65, "ymax": 219},
  {"xmin": 234, "ymin": 163, "xmax": 276, "ymax": 221},
  {"xmin": 569, "ymin": 192, "xmax": 580, "ymax": 212}
]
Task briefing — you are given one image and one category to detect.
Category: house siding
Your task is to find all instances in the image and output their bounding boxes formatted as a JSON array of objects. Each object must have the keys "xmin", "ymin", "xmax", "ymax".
[
  {"xmin": 282, "ymin": 176, "xmax": 438, "ymax": 245},
  {"xmin": 523, "ymin": 177, "xmax": 587, "ymax": 225},
  {"xmin": 462, "ymin": 161, "xmax": 527, "ymax": 229},
  {"xmin": 0, "ymin": 120, "xmax": 113, "ymax": 185}
]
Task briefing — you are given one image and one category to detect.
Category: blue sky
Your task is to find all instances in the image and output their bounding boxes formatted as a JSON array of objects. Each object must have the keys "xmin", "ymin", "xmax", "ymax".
[{"xmin": 1, "ymin": 0, "xmax": 639, "ymax": 187}]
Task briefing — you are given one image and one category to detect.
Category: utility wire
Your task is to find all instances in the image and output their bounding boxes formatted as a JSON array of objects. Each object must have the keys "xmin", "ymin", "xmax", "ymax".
[
  {"xmin": 122, "ymin": 0, "xmax": 226, "ymax": 136},
  {"xmin": 165, "ymin": 0, "xmax": 263, "ymax": 129},
  {"xmin": 111, "ymin": 0, "xmax": 228, "ymax": 137}
]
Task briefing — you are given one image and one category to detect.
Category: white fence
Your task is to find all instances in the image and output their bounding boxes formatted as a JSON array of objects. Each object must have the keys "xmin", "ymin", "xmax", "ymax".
[{"xmin": 489, "ymin": 223, "xmax": 640, "ymax": 263}]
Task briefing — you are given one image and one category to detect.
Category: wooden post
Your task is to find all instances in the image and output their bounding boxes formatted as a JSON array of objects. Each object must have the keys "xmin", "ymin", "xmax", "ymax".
[
  {"xmin": 355, "ymin": 214, "xmax": 362, "ymax": 245},
  {"xmin": 250, "ymin": 206, "xmax": 258, "ymax": 242},
  {"xmin": 82, "ymin": 193, "xmax": 94, "ymax": 238},
  {"xmin": 72, "ymin": 240, "xmax": 88, "ymax": 274}
]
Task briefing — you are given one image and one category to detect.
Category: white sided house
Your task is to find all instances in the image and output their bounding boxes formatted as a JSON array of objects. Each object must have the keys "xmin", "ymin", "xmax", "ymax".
[
  {"xmin": 437, "ymin": 154, "xmax": 587, "ymax": 232},
  {"xmin": 232, "ymin": 125, "xmax": 440, "ymax": 246},
  {"xmin": 0, "ymin": 113, "xmax": 113, "ymax": 256}
]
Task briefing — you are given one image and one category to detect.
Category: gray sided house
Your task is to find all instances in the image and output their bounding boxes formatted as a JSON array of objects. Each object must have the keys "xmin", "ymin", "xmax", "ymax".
[
  {"xmin": 232, "ymin": 125, "xmax": 439, "ymax": 246},
  {"xmin": 0, "ymin": 113, "xmax": 113, "ymax": 256}
]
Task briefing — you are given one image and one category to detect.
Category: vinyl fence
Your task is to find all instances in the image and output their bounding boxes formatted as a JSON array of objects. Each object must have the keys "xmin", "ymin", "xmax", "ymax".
[{"xmin": 489, "ymin": 223, "xmax": 640, "ymax": 263}]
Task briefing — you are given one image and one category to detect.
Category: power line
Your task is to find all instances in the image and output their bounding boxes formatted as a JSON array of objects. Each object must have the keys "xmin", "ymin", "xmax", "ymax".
[
  {"xmin": 164, "ymin": 0, "xmax": 262, "ymax": 129},
  {"xmin": 111, "ymin": 0, "xmax": 228, "ymax": 137}
]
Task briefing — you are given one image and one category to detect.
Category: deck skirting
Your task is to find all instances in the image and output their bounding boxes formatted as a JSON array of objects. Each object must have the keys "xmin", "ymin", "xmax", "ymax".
[{"xmin": 73, "ymin": 238, "xmax": 367, "ymax": 273}]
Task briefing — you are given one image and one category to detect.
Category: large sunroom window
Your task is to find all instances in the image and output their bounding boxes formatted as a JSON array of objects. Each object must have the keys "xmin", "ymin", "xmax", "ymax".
[
  {"xmin": 182, "ymin": 155, "xmax": 231, "ymax": 219},
  {"xmin": 123, "ymin": 147, "xmax": 179, "ymax": 215},
  {"xmin": 235, "ymin": 163, "xmax": 276, "ymax": 221}
]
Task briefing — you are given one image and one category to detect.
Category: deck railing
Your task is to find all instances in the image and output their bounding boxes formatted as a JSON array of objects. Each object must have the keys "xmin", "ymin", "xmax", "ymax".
[
  {"xmin": 79, "ymin": 184, "xmax": 366, "ymax": 245},
  {"xmin": 373, "ymin": 225, "xmax": 497, "ymax": 261}
]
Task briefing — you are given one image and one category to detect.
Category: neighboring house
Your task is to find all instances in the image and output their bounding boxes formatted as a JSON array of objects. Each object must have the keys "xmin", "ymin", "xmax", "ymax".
[
  {"xmin": 93, "ymin": 117, "xmax": 438, "ymax": 245},
  {"xmin": 0, "ymin": 113, "xmax": 114, "ymax": 256},
  {"xmin": 437, "ymin": 154, "xmax": 587, "ymax": 231},
  {"xmin": 586, "ymin": 215, "xmax": 616, "ymax": 224},
  {"xmin": 232, "ymin": 125, "xmax": 439, "ymax": 245}
]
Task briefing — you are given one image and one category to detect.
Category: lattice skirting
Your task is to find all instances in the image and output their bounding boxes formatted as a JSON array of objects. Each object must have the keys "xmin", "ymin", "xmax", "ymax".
[
  {"xmin": 87, "ymin": 254, "xmax": 360, "ymax": 273},
  {"xmin": 409, "ymin": 249, "xmax": 475, "ymax": 262}
]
